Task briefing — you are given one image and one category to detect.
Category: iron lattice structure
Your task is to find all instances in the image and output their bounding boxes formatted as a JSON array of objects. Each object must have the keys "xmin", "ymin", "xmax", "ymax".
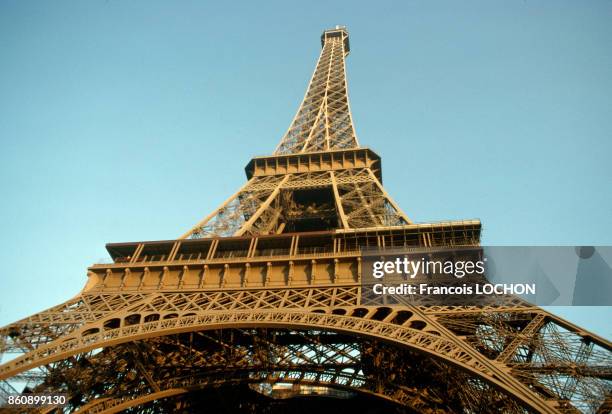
[{"xmin": 1, "ymin": 27, "xmax": 611, "ymax": 414}]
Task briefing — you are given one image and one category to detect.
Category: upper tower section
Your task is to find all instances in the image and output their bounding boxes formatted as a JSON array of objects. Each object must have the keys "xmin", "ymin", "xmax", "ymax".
[
  {"xmin": 321, "ymin": 25, "xmax": 350, "ymax": 54},
  {"xmin": 274, "ymin": 26, "xmax": 359, "ymax": 155}
]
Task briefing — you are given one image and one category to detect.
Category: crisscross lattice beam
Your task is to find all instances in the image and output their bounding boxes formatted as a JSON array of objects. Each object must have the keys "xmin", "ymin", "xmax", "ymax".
[{"xmin": 275, "ymin": 27, "xmax": 358, "ymax": 155}]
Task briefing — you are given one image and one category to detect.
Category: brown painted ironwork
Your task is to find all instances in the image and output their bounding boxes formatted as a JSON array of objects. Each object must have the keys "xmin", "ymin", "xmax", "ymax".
[{"xmin": 0, "ymin": 26, "xmax": 610, "ymax": 414}]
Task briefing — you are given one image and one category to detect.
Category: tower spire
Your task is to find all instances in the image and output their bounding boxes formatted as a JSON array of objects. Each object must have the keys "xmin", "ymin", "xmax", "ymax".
[{"xmin": 275, "ymin": 26, "xmax": 359, "ymax": 154}]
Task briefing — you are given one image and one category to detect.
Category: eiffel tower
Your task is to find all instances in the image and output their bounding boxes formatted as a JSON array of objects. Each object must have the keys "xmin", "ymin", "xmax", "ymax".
[{"xmin": 1, "ymin": 26, "xmax": 610, "ymax": 414}]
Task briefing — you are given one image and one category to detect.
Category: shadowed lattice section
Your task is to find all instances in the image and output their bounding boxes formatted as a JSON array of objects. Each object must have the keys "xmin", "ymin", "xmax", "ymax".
[{"xmin": 20, "ymin": 329, "xmax": 536, "ymax": 414}]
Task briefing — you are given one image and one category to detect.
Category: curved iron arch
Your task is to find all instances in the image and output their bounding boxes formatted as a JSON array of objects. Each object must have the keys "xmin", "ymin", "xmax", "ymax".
[{"xmin": 2, "ymin": 309, "xmax": 560, "ymax": 413}]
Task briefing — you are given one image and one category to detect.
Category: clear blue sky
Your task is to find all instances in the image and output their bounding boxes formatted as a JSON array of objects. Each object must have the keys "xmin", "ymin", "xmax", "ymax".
[{"xmin": 0, "ymin": 1, "xmax": 611, "ymax": 339}]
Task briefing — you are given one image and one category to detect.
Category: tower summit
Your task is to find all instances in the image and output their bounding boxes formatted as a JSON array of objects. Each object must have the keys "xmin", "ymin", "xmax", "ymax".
[
  {"xmin": 321, "ymin": 25, "xmax": 350, "ymax": 53},
  {"xmin": 0, "ymin": 28, "xmax": 610, "ymax": 414},
  {"xmin": 276, "ymin": 25, "xmax": 356, "ymax": 155}
]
